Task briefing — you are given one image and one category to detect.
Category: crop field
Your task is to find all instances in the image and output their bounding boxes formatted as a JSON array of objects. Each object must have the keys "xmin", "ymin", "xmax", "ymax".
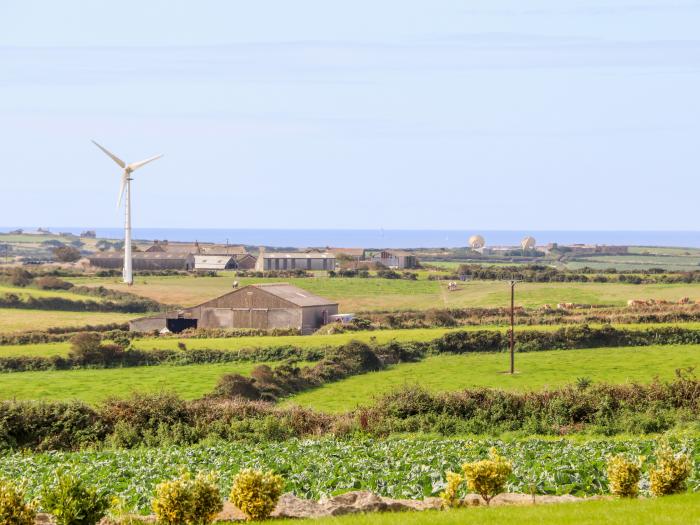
[
  {"xmin": 0, "ymin": 307, "xmax": 136, "ymax": 333},
  {"xmin": 1, "ymin": 438, "xmax": 698, "ymax": 513},
  {"xmin": 68, "ymin": 274, "xmax": 700, "ymax": 311},
  {"xmin": 285, "ymin": 344, "xmax": 700, "ymax": 412},
  {"xmin": 0, "ymin": 360, "xmax": 271, "ymax": 402}
]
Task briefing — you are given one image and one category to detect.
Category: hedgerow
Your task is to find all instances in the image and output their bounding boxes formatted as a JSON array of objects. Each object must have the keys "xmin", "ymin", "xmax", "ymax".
[{"xmin": 0, "ymin": 373, "xmax": 698, "ymax": 451}]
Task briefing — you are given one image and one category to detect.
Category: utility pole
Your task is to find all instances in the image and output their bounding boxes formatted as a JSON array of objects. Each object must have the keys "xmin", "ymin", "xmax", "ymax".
[{"xmin": 505, "ymin": 278, "xmax": 522, "ymax": 374}]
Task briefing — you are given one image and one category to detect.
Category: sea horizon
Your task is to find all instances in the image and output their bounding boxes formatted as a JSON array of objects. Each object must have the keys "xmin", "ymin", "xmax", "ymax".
[{"xmin": 2, "ymin": 227, "xmax": 700, "ymax": 249}]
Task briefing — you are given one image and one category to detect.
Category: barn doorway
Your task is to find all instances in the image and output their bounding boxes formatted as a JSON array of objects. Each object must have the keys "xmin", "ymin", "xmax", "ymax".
[{"xmin": 166, "ymin": 318, "xmax": 198, "ymax": 333}]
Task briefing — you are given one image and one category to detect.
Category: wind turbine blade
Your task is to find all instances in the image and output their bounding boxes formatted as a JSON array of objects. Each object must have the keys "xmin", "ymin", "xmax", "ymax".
[
  {"xmin": 127, "ymin": 154, "xmax": 163, "ymax": 172},
  {"xmin": 92, "ymin": 140, "xmax": 126, "ymax": 168},
  {"xmin": 117, "ymin": 174, "xmax": 127, "ymax": 208}
]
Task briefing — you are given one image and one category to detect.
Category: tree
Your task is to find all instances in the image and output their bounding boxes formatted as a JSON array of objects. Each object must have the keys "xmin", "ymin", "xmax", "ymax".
[
  {"xmin": 80, "ymin": 230, "xmax": 97, "ymax": 238},
  {"xmin": 51, "ymin": 246, "xmax": 81, "ymax": 262}
]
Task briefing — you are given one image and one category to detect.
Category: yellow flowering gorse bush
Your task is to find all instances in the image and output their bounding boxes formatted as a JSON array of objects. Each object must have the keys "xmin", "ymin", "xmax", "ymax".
[
  {"xmin": 461, "ymin": 448, "xmax": 512, "ymax": 506},
  {"xmin": 649, "ymin": 443, "xmax": 692, "ymax": 497},
  {"xmin": 152, "ymin": 472, "xmax": 223, "ymax": 525},
  {"xmin": 229, "ymin": 469, "xmax": 284, "ymax": 521},
  {"xmin": 0, "ymin": 479, "xmax": 36, "ymax": 525},
  {"xmin": 439, "ymin": 472, "xmax": 464, "ymax": 508},
  {"xmin": 606, "ymin": 455, "xmax": 642, "ymax": 498}
]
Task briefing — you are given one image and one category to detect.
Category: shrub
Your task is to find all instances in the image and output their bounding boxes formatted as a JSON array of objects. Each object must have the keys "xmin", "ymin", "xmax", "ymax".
[
  {"xmin": 9, "ymin": 268, "xmax": 32, "ymax": 287},
  {"xmin": 649, "ymin": 441, "xmax": 692, "ymax": 496},
  {"xmin": 52, "ymin": 246, "xmax": 82, "ymax": 262},
  {"xmin": 229, "ymin": 469, "xmax": 284, "ymax": 521},
  {"xmin": 462, "ymin": 448, "xmax": 512, "ymax": 505},
  {"xmin": 606, "ymin": 455, "xmax": 641, "ymax": 497},
  {"xmin": 0, "ymin": 479, "xmax": 36, "ymax": 525},
  {"xmin": 41, "ymin": 472, "xmax": 109, "ymax": 525},
  {"xmin": 152, "ymin": 472, "xmax": 223, "ymax": 525},
  {"xmin": 69, "ymin": 332, "xmax": 102, "ymax": 357},
  {"xmin": 34, "ymin": 276, "xmax": 74, "ymax": 290},
  {"xmin": 439, "ymin": 472, "xmax": 464, "ymax": 508}
]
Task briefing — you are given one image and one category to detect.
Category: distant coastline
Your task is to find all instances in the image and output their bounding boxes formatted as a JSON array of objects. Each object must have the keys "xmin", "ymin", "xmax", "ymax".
[{"xmin": 2, "ymin": 227, "xmax": 699, "ymax": 249}]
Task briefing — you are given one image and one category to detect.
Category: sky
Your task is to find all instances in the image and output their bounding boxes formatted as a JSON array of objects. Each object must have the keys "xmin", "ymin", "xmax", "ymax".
[{"xmin": 1, "ymin": 0, "xmax": 699, "ymax": 231}]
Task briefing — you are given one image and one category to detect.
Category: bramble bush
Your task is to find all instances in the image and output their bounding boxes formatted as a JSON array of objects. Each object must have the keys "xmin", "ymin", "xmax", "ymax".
[
  {"xmin": 0, "ymin": 479, "xmax": 36, "ymax": 525},
  {"xmin": 41, "ymin": 472, "xmax": 109, "ymax": 525},
  {"xmin": 649, "ymin": 441, "xmax": 693, "ymax": 496},
  {"xmin": 152, "ymin": 471, "xmax": 223, "ymax": 525},
  {"xmin": 462, "ymin": 448, "xmax": 512, "ymax": 506},
  {"xmin": 229, "ymin": 469, "xmax": 284, "ymax": 521},
  {"xmin": 606, "ymin": 455, "xmax": 641, "ymax": 498}
]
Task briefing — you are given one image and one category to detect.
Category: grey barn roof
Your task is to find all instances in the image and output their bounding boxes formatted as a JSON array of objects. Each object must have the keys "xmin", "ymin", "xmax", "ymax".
[{"xmin": 252, "ymin": 283, "xmax": 337, "ymax": 307}]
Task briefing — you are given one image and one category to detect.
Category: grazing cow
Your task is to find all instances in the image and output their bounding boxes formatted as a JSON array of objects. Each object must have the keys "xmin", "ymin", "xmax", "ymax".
[{"xmin": 679, "ymin": 296, "xmax": 691, "ymax": 304}]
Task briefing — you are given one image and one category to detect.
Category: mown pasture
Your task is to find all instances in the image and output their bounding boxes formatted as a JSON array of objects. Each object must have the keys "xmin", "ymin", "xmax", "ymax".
[
  {"xmin": 0, "ymin": 360, "xmax": 270, "ymax": 402},
  {"xmin": 0, "ymin": 307, "xmax": 136, "ymax": 333},
  {"xmin": 285, "ymin": 344, "xmax": 700, "ymax": 412},
  {"xmin": 67, "ymin": 274, "xmax": 700, "ymax": 311},
  {"xmin": 1, "ymin": 344, "xmax": 697, "ymax": 404},
  {"xmin": 265, "ymin": 494, "xmax": 700, "ymax": 525},
  {"xmin": 5, "ymin": 321, "xmax": 700, "ymax": 358}
]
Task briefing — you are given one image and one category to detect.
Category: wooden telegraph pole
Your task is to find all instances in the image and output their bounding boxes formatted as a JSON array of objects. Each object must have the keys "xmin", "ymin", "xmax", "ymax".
[{"xmin": 506, "ymin": 279, "xmax": 521, "ymax": 374}]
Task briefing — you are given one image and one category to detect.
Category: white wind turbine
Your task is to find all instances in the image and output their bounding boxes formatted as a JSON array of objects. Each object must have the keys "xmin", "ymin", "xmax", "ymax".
[{"xmin": 92, "ymin": 140, "xmax": 163, "ymax": 285}]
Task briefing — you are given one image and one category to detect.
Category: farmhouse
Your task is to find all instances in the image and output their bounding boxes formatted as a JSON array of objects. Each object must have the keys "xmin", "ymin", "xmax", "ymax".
[
  {"xmin": 88, "ymin": 252, "xmax": 194, "ymax": 271},
  {"xmin": 129, "ymin": 283, "xmax": 338, "ymax": 334},
  {"xmin": 255, "ymin": 250, "xmax": 336, "ymax": 271}
]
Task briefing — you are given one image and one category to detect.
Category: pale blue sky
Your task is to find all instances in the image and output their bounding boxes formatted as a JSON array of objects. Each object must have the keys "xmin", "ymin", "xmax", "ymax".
[{"xmin": 1, "ymin": 1, "xmax": 699, "ymax": 230}]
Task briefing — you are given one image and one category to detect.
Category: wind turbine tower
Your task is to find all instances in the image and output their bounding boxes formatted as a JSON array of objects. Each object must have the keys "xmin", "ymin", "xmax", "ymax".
[{"xmin": 92, "ymin": 141, "xmax": 163, "ymax": 285}]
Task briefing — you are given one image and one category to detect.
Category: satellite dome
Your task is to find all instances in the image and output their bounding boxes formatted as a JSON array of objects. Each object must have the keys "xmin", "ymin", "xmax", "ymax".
[
  {"xmin": 468, "ymin": 234, "xmax": 485, "ymax": 249},
  {"xmin": 521, "ymin": 236, "xmax": 536, "ymax": 250}
]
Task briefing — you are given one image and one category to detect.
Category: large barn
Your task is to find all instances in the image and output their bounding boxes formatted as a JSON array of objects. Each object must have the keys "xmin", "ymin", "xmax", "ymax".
[
  {"xmin": 129, "ymin": 283, "xmax": 339, "ymax": 334},
  {"xmin": 88, "ymin": 252, "xmax": 195, "ymax": 271},
  {"xmin": 255, "ymin": 251, "xmax": 336, "ymax": 271}
]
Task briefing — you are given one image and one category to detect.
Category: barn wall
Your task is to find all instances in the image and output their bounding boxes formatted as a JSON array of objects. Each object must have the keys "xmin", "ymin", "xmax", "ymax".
[
  {"xmin": 301, "ymin": 304, "xmax": 339, "ymax": 334},
  {"xmin": 197, "ymin": 306, "xmax": 302, "ymax": 330},
  {"xmin": 202, "ymin": 287, "xmax": 296, "ymax": 309},
  {"xmin": 129, "ymin": 316, "xmax": 167, "ymax": 332}
]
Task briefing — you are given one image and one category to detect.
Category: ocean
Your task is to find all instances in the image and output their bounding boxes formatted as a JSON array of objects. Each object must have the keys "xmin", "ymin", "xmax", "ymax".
[{"xmin": 3, "ymin": 228, "xmax": 700, "ymax": 249}]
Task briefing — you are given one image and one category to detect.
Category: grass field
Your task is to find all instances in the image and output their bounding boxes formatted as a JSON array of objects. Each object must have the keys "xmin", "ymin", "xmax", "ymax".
[
  {"xmin": 0, "ymin": 361, "xmax": 273, "ymax": 402},
  {"xmin": 0, "ymin": 283, "xmax": 108, "ymax": 302},
  {"xmin": 6, "ymin": 322, "xmax": 700, "ymax": 358},
  {"xmin": 260, "ymin": 493, "xmax": 700, "ymax": 525},
  {"xmin": 284, "ymin": 344, "xmax": 700, "ymax": 412},
  {"xmin": 2, "ymin": 344, "xmax": 697, "ymax": 404},
  {"xmin": 68, "ymin": 274, "xmax": 700, "ymax": 311},
  {"xmin": 0, "ymin": 308, "xmax": 137, "ymax": 333}
]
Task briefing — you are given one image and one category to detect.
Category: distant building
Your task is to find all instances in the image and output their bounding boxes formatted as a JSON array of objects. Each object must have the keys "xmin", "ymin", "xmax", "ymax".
[
  {"xmin": 145, "ymin": 241, "xmax": 248, "ymax": 256},
  {"xmin": 545, "ymin": 243, "xmax": 629, "ymax": 256},
  {"xmin": 193, "ymin": 253, "xmax": 256, "ymax": 271},
  {"xmin": 88, "ymin": 252, "xmax": 194, "ymax": 271},
  {"xmin": 129, "ymin": 283, "xmax": 338, "ymax": 334},
  {"xmin": 364, "ymin": 250, "xmax": 418, "ymax": 269},
  {"xmin": 255, "ymin": 250, "xmax": 336, "ymax": 271}
]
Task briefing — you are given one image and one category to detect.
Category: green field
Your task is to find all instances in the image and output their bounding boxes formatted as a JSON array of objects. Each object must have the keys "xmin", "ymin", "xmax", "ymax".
[
  {"xmin": 262, "ymin": 494, "xmax": 700, "ymax": 525},
  {"xmin": 0, "ymin": 283, "xmax": 108, "ymax": 302},
  {"xmin": 0, "ymin": 361, "xmax": 271, "ymax": 402},
  {"xmin": 6, "ymin": 322, "xmax": 700, "ymax": 358},
  {"xmin": 285, "ymin": 344, "xmax": 700, "ymax": 412},
  {"xmin": 0, "ymin": 308, "xmax": 137, "ymax": 333},
  {"xmin": 68, "ymin": 274, "xmax": 700, "ymax": 311},
  {"xmin": 2, "ymin": 343, "xmax": 697, "ymax": 404}
]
